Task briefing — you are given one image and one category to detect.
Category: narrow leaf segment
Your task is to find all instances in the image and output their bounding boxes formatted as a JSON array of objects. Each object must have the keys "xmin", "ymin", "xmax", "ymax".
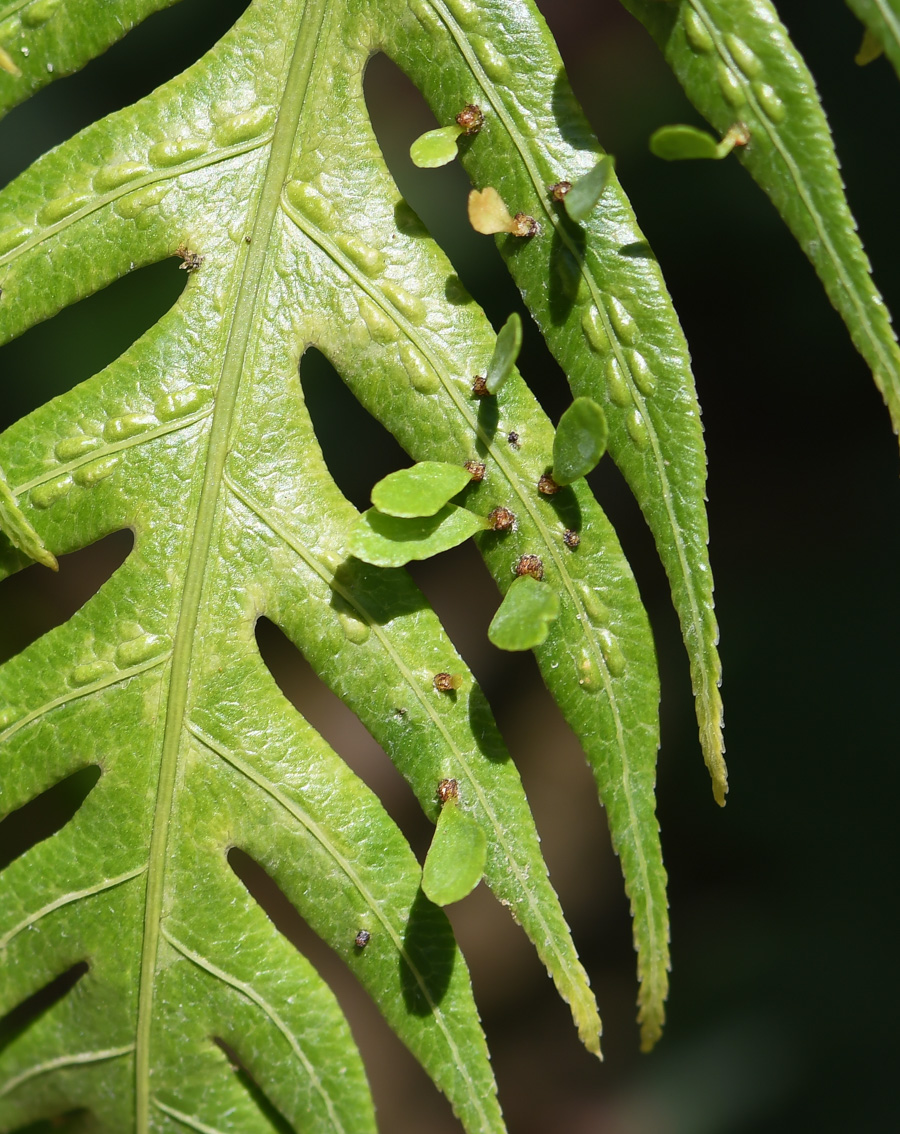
[{"xmin": 622, "ymin": 0, "xmax": 900, "ymax": 439}]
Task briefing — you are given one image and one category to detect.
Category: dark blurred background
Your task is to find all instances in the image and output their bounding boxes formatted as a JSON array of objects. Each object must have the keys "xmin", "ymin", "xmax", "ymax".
[{"xmin": 2, "ymin": 1, "xmax": 899, "ymax": 1131}]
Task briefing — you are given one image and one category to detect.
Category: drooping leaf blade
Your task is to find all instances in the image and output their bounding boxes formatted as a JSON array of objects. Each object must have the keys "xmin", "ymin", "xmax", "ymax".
[{"xmin": 621, "ymin": 0, "xmax": 900, "ymax": 439}]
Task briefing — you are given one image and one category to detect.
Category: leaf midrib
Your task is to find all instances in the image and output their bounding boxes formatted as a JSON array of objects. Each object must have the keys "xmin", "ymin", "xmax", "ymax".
[{"xmin": 133, "ymin": 2, "xmax": 330, "ymax": 1128}]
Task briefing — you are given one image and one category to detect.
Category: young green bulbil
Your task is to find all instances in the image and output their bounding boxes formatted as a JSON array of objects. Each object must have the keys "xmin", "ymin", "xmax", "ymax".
[
  {"xmin": 552, "ymin": 397, "xmax": 609, "ymax": 486},
  {"xmin": 410, "ymin": 104, "xmax": 484, "ymax": 168},
  {"xmin": 486, "ymin": 312, "xmax": 523, "ymax": 395},
  {"xmin": 422, "ymin": 783, "xmax": 488, "ymax": 907},
  {"xmin": 650, "ymin": 122, "xmax": 750, "ymax": 162},
  {"xmin": 488, "ymin": 575, "xmax": 560, "ymax": 651},
  {"xmin": 371, "ymin": 461, "xmax": 473, "ymax": 517}
]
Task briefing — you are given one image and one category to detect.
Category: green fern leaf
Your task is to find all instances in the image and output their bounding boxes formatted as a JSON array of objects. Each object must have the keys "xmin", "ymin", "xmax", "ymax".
[
  {"xmin": 0, "ymin": 0, "xmax": 717, "ymax": 1124},
  {"xmin": 622, "ymin": 0, "xmax": 900, "ymax": 440}
]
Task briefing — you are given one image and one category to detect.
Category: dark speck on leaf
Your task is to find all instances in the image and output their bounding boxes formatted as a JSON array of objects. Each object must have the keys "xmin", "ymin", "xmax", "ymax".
[{"xmin": 355, "ymin": 929, "xmax": 371, "ymax": 949}]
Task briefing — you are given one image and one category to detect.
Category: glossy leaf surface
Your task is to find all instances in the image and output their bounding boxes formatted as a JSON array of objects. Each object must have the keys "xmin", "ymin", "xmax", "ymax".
[{"xmin": 349, "ymin": 505, "xmax": 487, "ymax": 566}]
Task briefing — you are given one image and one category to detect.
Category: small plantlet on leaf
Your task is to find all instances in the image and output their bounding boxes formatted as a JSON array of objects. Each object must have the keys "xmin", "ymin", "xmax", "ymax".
[
  {"xmin": 485, "ymin": 312, "xmax": 523, "ymax": 394},
  {"xmin": 650, "ymin": 122, "xmax": 750, "ymax": 162},
  {"xmin": 409, "ymin": 103, "xmax": 484, "ymax": 168},
  {"xmin": 552, "ymin": 397, "xmax": 609, "ymax": 486},
  {"xmin": 371, "ymin": 461, "xmax": 472, "ymax": 518},
  {"xmin": 468, "ymin": 186, "xmax": 539, "ymax": 236},
  {"xmin": 422, "ymin": 783, "xmax": 487, "ymax": 906},
  {"xmin": 488, "ymin": 574, "xmax": 560, "ymax": 651},
  {"xmin": 561, "ymin": 156, "xmax": 615, "ymax": 223}
]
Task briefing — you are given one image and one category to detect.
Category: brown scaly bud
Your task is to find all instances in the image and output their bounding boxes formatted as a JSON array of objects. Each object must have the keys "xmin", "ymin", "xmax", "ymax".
[
  {"xmin": 563, "ymin": 529, "xmax": 581, "ymax": 549},
  {"xmin": 488, "ymin": 506, "xmax": 516, "ymax": 531},
  {"xmin": 437, "ymin": 778, "xmax": 460, "ymax": 804},
  {"xmin": 434, "ymin": 672, "xmax": 461, "ymax": 693},
  {"xmin": 538, "ymin": 473, "xmax": 560, "ymax": 495},
  {"xmin": 549, "ymin": 180, "xmax": 572, "ymax": 201},
  {"xmin": 456, "ymin": 104, "xmax": 484, "ymax": 135},
  {"xmin": 515, "ymin": 554, "xmax": 544, "ymax": 581},
  {"xmin": 510, "ymin": 212, "xmax": 540, "ymax": 237},
  {"xmin": 465, "ymin": 460, "xmax": 486, "ymax": 482},
  {"xmin": 472, "ymin": 375, "xmax": 489, "ymax": 396}
]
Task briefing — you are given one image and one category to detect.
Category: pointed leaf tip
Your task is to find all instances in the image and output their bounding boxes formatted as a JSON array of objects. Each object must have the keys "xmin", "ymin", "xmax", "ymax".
[
  {"xmin": 422, "ymin": 800, "xmax": 488, "ymax": 906},
  {"xmin": 371, "ymin": 461, "xmax": 473, "ymax": 517},
  {"xmin": 410, "ymin": 124, "xmax": 464, "ymax": 168},
  {"xmin": 563, "ymin": 156, "xmax": 614, "ymax": 222},
  {"xmin": 486, "ymin": 312, "xmax": 523, "ymax": 394},
  {"xmin": 552, "ymin": 397, "xmax": 608, "ymax": 486},
  {"xmin": 348, "ymin": 504, "xmax": 486, "ymax": 567},
  {"xmin": 488, "ymin": 576, "xmax": 560, "ymax": 652}
]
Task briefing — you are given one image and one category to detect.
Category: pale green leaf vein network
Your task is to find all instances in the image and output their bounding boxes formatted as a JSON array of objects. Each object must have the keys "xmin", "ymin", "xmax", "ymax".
[
  {"xmin": 151, "ymin": 1099, "xmax": 229, "ymax": 1134},
  {"xmin": 161, "ymin": 929, "xmax": 346, "ymax": 1134},
  {"xmin": 0, "ymin": 139, "xmax": 272, "ymax": 271},
  {"xmin": 224, "ymin": 469, "xmax": 598, "ymax": 1040},
  {"xmin": 0, "ymin": 864, "xmax": 148, "ymax": 950},
  {"xmin": 423, "ymin": 0, "xmax": 724, "ymax": 794},
  {"xmin": 0, "ymin": 1046, "xmax": 135, "ymax": 1099},
  {"xmin": 186, "ymin": 723, "xmax": 493, "ymax": 1130},
  {"xmin": 133, "ymin": 1, "xmax": 330, "ymax": 1128},
  {"xmin": 0, "ymin": 653, "xmax": 170, "ymax": 746}
]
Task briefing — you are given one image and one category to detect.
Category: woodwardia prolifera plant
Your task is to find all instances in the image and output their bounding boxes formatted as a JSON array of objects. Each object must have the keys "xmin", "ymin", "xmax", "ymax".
[{"xmin": 1, "ymin": 0, "xmax": 899, "ymax": 1131}]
